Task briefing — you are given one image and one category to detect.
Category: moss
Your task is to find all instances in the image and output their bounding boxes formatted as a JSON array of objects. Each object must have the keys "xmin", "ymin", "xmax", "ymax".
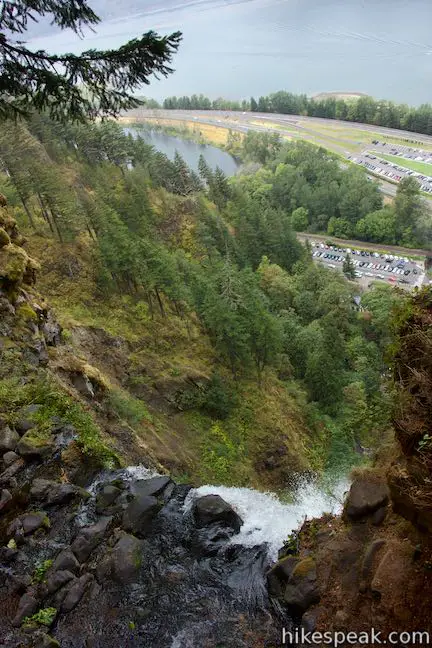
[
  {"xmin": 32, "ymin": 559, "xmax": 53, "ymax": 583},
  {"xmin": 0, "ymin": 243, "xmax": 28, "ymax": 282},
  {"xmin": 108, "ymin": 388, "xmax": 153, "ymax": 426},
  {"xmin": 24, "ymin": 607, "xmax": 57, "ymax": 627},
  {"xmin": 16, "ymin": 303, "xmax": 38, "ymax": 322},
  {"xmin": 292, "ymin": 557, "xmax": 316, "ymax": 578},
  {"xmin": 0, "ymin": 373, "xmax": 118, "ymax": 468},
  {"xmin": 0, "ymin": 227, "xmax": 10, "ymax": 247}
]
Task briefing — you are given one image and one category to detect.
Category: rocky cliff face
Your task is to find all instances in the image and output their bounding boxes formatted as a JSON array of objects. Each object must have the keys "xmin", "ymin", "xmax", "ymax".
[{"xmin": 267, "ymin": 289, "xmax": 432, "ymax": 641}]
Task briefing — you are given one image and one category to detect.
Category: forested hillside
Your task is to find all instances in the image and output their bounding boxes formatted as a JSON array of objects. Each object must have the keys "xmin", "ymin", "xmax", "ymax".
[{"xmin": 0, "ymin": 117, "xmax": 401, "ymax": 487}]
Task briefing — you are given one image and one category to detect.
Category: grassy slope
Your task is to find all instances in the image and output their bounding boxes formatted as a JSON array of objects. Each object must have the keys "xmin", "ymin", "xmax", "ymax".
[{"xmin": 24, "ymin": 221, "xmax": 321, "ymax": 490}]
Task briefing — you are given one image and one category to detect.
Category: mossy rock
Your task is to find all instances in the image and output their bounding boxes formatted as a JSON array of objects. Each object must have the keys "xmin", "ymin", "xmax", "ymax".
[
  {"xmin": 16, "ymin": 303, "xmax": 38, "ymax": 323},
  {"xmin": 0, "ymin": 243, "xmax": 29, "ymax": 284},
  {"xmin": 0, "ymin": 227, "xmax": 10, "ymax": 248},
  {"xmin": 16, "ymin": 429, "xmax": 54, "ymax": 459}
]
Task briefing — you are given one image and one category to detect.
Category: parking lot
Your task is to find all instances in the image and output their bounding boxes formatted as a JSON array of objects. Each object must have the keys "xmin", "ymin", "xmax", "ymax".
[
  {"xmin": 311, "ymin": 241, "xmax": 425, "ymax": 289},
  {"xmin": 348, "ymin": 140, "xmax": 432, "ymax": 194}
]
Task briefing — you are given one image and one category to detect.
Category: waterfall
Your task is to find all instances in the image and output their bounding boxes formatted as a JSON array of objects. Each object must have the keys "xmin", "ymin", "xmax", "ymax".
[{"xmin": 184, "ymin": 476, "xmax": 349, "ymax": 560}]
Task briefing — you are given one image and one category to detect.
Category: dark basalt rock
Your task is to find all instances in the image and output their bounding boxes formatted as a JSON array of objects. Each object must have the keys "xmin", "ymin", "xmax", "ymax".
[
  {"xmin": 284, "ymin": 557, "xmax": 320, "ymax": 614},
  {"xmin": 343, "ymin": 477, "xmax": 389, "ymax": 521},
  {"xmin": 130, "ymin": 475, "xmax": 172, "ymax": 498},
  {"xmin": 61, "ymin": 573, "xmax": 94, "ymax": 612},
  {"xmin": 0, "ymin": 425, "xmax": 19, "ymax": 453},
  {"xmin": 193, "ymin": 494, "xmax": 243, "ymax": 533},
  {"xmin": 96, "ymin": 533, "xmax": 143, "ymax": 585},
  {"xmin": 121, "ymin": 495, "xmax": 161, "ymax": 537},
  {"xmin": 12, "ymin": 592, "xmax": 38, "ymax": 627},
  {"xmin": 30, "ymin": 478, "xmax": 85, "ymax": 506},
  {"xmin": 52, "ymin": 549, "xmax": 80, "ymax": 574},
  {"xmin": 71, "ymin": 516, "xmax": 112, "ymax": 562},
  {"xmin": 47, "ymin": 570, "xmax": 75, "ymax": 594}
]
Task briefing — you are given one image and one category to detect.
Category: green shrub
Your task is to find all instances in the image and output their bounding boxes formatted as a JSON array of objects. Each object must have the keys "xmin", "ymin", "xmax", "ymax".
[{"xmin": 25, "ymin": 607, "xmax": 57, "ymax": 627}]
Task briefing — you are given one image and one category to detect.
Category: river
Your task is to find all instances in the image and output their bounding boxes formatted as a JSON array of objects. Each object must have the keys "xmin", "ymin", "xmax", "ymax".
[
  {"xmin": 26, "ymin": 0, "xmax": 432, "ymax": 105},
  {"xmin": 127, "ymin": 127, "xmax": 240, "ymax": 176}
]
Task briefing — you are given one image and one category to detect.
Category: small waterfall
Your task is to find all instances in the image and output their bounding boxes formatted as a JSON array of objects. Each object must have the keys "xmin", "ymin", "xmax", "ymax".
[{"xmin": 185, "ymin": 476, "xmax": 349, "ymax": 560}]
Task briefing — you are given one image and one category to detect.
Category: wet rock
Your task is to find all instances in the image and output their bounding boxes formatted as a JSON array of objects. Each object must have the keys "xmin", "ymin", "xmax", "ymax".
[
  {"xmin": 96, "ymin": 533, "xmax": 143, "ymax": 585},
  {"xmin": 47, "ymin": 569, "xmax": 75, "ymax": 594},
  {"xmin": 122, "ymin": 495, "xmax": 161, "ymax": 537},
  {"xmin": 0, "ymin": 425, "xmax": 19, "ymax": 452},
  {"xmin": 15, "ymin": 404, "xmax": 42, "ymax": 433},
  {"xmin": 284, "ymin": 557, "xmax": 320, "ymax": 614},
  {"xmin": 95, "ymin": 484, "xmax": 122, "ymax": 512},
  {"xmin": 191, "ymin": 523, "xmax": 236, "ymax": 557},
  {"xmin": 131, "ymin": 475, "xmax": 172, "ymax": 498},
  {"xmin": 61, "ymin": 573, "xmax": 94, "ymax": 612},
  {"xmin": 3, "ymin": 450, "xmax": 19, "ymax": 466},
  {"xmin": 30, "ymin": 478, "xmax": 84, "ymax": 506},
  {"xmin": 52, "ymin": 549, "xmax": 80, "ymax": 574},
  {"xmin": 343, "ymin": 477, "xmax": 389, "ymax": 521},
  {"xmin": 267, "ymin": 556, "xmax": 299, "ymax": 597},
  {"xmin": 71, "ymin": 516, "xmax": 112, "ymax": 562},
  {"xmin": 16, "ymin": 431, "xmax": 53, "ymax": 459},
  {"xmin": 193, "ymin": 494, "xmax": 243, "ymax": 533},
  {"xmin": 0, "ymin": 487, "xmax": 12, "ymax": 511},
  {"xmin": 12, "ymin": 592, "xmax": 38, "ymax": 627},
  {"xmin": 52, "ymin": 423, "xmax": 78, "ymax": 449}
]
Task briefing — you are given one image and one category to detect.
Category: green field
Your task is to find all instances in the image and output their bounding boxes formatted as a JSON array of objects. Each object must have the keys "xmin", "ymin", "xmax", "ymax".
[{"xmin": 374, "ymin": 152, "xmax": 432, "ymax": 176}]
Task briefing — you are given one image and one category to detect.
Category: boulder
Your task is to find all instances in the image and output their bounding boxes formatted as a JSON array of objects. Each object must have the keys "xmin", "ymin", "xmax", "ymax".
[
  {"xmin": 95, "ymin": 484, "xmax": 122, "ymax": 512},
  {"xmin": 0, "ymin": 457, "xmax": 24, "ymax": 485},
  {"xmin": 267, "ymin": 555, "xmax": 299, "ymax": 597},
  {"xmin": 0, "ymin": 426, "xmax": 19, "ymax": 453},
  {"xmin": 12, "ymin": 592, "xmax": 38, "ymax": 627},
  {"xmin": 122, "ymin": 495, "xmax": 161, "ymax": 537},
  {"xmin": 30, "ymin": 478, "xmax": 83, "ymax": 506},
  {"xmin": 16, "ymin": 431, "xmax": 53, "ymax": 459},
  {"xmin": 97, "ymin": 534, "xmax": 143, "ymax": 585},
  {"xmin": 22, "ymin": 512, "xmax": 50, "ymax": 535},
  {"xmin": 130, "ymin": 475, "xmax": 172, "ymax": 498},
  {"xmin": 71, "ymin": 516, "xmax": 112, "ymax": 562},
  {"xmin": 61, "ymin": 573, "xmax": 94, "ymax": 612},
  {"xmin": 193, "ymin": 494, "xmax": 243, "ymax": 533},
  {"xmin": 15, "ymin": 404, "xmax": 42, "ymax": 433},
  {"xmin": 284, "ymin": 558, "xmax": 320, "ymax": 614},
  {"xmin": 34, "ymin": 634, "xmax": 60, "ymax": 648},
  {"xmin": 47, "ymin": 569, "xmax": 75, "ymax": 594},
  {"xmin": 52, "ymin": 549, "xmax": 80, "ymax": 574},
  {"xmin": 3, "ymin": 450, "xmax": 19, "ymax": 466},
  {"xmin": 343, "ymin": 477, "xmax": 389, "ymax": 521},
  {"xmin": 8, "ymin": 511, "xmax": 49, "ymax": 537}
]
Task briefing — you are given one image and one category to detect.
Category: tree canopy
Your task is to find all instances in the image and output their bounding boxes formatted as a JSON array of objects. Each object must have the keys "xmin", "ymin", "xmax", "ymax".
[{"xmin": 0, "ymin": 0, "xmax": 182, "ymax": 121}]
